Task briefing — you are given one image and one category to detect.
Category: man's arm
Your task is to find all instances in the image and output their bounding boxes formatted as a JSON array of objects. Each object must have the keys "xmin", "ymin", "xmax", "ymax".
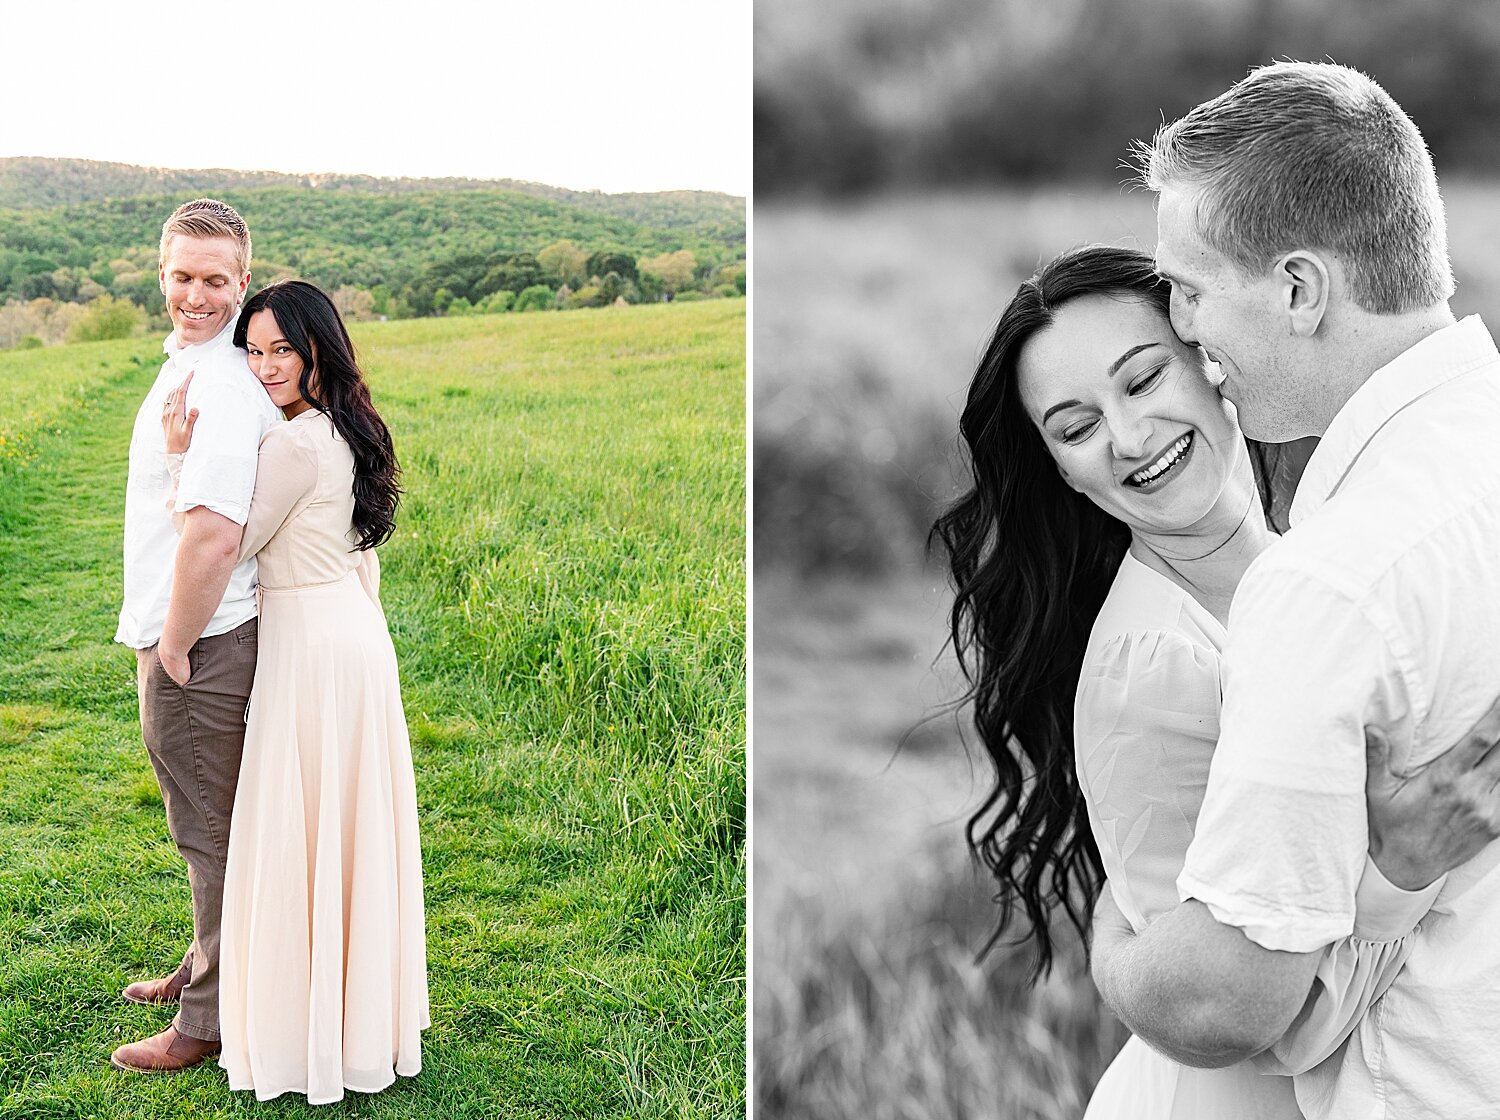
[
  {"xmin": 1091, "ymin": 890, "xmax": 1321, "ymax": 1067},
  {"xmin": 1102, "ymin": 563, "xmax": 1404, "ymax": 1066},
  {"xmin": 156, "ymin": 506, "xmax": 241, "ymax": 684},
  {"xmin": 1095, "ymin": 692, "xmax": 1500, "ymax": 1071}
]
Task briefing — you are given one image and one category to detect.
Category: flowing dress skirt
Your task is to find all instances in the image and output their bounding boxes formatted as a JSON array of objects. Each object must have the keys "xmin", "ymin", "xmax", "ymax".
[
  {"xmin": 218, "ymin": 571, "xmax": 429, "ymax": 1104},
  {"xmin": 1084, "ymin": 1035, "xmax": 1303, "ymax": 1120}
]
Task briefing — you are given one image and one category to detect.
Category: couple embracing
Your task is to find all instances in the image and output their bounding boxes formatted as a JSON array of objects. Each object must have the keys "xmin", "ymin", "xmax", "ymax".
[
  {"xmin": 110, "ymin": 199, "xmax": 428, "ymax": 1104},
  {"xmin": 940, "ymin": 63, "xmax": 1500, "ymax": 1117}
]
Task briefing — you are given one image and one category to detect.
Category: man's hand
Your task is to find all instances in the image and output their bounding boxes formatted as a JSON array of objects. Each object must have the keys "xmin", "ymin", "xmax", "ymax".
[
  {"xmin": 157, "ymin": 645, "xmax": 191, "ymax": 687},
  {"xmin": 1367, "ymin": 692, "xmax": 1500, "ymax": 890}
]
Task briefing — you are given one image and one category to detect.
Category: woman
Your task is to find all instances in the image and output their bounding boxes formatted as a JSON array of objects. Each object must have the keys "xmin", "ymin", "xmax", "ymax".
[
  {"xmin": 932, "ymin": 246, "xmax": 1475, "ymax": 1117},
  {"xmin": 163, "ymin": 280, "xmax": 428, "ymax": 1104}
]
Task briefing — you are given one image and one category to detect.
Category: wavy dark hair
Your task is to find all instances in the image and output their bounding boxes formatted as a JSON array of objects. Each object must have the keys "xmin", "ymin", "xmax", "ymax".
[
  {"xmin": 932, "ymin": 244, "xmax": 1294, "ymax": 979},
  {"xmin": 235, "ymin": 280, "xmax": 401, "ymax": 550}
]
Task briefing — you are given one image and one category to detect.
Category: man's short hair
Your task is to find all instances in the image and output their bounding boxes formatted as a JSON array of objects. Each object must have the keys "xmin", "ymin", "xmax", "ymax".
[
  {"xmin": 1135, "ymin": 61, "xmax": 1453, "ymax": 314},
  {"xmin": 159, "ymin": 198, "xmax": 252, "ymax": 275}
]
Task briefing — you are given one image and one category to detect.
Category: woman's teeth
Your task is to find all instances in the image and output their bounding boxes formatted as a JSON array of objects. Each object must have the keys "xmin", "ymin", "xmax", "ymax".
[{"xmin": 1128, "ymin": 434, "xmax": 1192, "ymax": 487}]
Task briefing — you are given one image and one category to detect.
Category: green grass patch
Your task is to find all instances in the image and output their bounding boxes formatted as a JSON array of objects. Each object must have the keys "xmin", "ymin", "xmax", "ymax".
[{"xmin": 0, "ymin": 300, "xmax": 745, "ymax": 1118}]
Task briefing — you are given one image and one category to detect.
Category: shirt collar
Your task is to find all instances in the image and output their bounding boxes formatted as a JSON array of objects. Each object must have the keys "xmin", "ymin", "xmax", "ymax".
[
  {"xmin": 162, "ymin": 311, "xmax": 242, "ymax": 362},
  {"xmin": 1289, "ymin": 315, "xmax": 1498, "ymax": 527}
]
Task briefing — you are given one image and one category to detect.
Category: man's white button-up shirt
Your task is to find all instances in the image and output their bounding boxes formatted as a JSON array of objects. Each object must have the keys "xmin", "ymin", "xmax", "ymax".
[
  {"xmin": 116, "ymin": 316, "xmax": 282, "ymax": 649},
  {"xmin": 1180, "ymin": 315, "xmax": 1500, "ymax": 1120}
]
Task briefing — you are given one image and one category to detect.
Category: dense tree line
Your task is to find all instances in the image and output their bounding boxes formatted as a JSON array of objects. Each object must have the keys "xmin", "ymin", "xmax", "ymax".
[{"xmin": 0, "ymin": 184, "xmax": 745, "ymax": 347}]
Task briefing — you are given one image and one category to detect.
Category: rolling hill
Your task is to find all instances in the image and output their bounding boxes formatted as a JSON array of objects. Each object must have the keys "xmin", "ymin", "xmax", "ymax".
[{"xmin": 0, "ymin": 159, "xmax": 745, "ymax": 324}]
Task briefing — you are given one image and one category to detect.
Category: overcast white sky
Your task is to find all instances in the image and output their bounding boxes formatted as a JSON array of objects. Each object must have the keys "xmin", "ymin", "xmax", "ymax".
[{"xmin": 4, "ymin": 0, "xmax": 749, "ymax": 196}]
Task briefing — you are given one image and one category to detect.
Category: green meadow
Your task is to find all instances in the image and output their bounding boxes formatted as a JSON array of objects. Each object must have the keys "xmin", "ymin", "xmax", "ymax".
[{"xmin": 0, "ymin": 300, "xmax": 745, "ymax": 1118}]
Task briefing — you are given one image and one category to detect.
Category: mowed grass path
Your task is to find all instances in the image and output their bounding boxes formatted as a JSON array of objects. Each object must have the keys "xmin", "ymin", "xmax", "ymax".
[{"xmin": 0, "ymin": 300, "xmax": 745, "ymax": 1119}]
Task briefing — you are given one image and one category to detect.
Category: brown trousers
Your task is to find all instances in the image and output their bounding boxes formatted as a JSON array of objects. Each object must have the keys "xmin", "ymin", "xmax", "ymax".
[{"xmin": 135, "ymin": 617, "xmax": 258, "ymax": 1041}]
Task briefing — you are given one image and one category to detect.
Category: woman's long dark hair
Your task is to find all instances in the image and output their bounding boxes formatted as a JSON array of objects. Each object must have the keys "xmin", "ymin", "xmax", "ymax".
[
  {"xmin": 933, "ymin": 244, "xmax": 1294, "ymax": 979},
  {"xmin": 236, "ymin": 280, "xmax": 401, "ymax": 550}
]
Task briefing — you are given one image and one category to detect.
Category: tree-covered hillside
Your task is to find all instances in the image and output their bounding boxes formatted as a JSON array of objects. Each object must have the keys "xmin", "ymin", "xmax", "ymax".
[{"xmin": 0, "ymin": 161, "xmax": 746, "ymax": 347}]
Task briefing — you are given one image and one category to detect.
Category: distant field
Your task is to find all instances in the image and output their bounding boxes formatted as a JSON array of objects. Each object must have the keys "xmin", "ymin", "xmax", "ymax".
[{"xmin": 0, "ymin": 300, "xmax": 745, "ymax": 1118}]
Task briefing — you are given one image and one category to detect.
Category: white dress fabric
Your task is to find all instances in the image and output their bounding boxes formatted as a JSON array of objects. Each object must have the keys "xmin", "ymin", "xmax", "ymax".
[
  {"xmin": 1076, "ymin": 551, "xmax": 1436, "ymax": 1120},
  {"xmin": 209, "ymin": 411, "xmax": 429, "ymax": 1104}
]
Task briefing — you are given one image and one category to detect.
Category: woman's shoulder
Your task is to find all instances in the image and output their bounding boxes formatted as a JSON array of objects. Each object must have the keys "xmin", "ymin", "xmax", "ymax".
[
  {"xmin": 255, "ymin": 416, "xmax": 324, "ymax": 483},
  {"xmin": 260, "ymin": 411, "xmax": 336, "ymax": 449},
  {"xmin": 1086, "ymin": 552, "xmax": 1224, "ymax": 663},
  {"xmin": 1077, "ymin": 557, "xmax": 1223, "ymax": 719}
]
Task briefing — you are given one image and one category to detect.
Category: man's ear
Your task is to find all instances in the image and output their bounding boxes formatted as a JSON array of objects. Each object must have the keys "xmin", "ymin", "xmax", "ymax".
[{"xmin": 1279, "ymin": 250, "xmax": 1329, "ymax": 338}]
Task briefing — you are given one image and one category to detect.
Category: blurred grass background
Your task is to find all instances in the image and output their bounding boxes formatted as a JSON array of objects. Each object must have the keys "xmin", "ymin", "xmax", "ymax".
[{"xmin": 753, "ymin": 3, "xmax": 1500, "ymax": 1116}]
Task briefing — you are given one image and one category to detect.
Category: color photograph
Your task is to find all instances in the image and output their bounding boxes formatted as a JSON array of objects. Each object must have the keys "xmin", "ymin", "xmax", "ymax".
[{"xmin": 0, "ymin": 3, "xmax": 746, "ymax": 1116}]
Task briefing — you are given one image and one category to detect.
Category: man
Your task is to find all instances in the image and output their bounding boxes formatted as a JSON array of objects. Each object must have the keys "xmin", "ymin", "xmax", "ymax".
[
  {"xmin": 1089, "ymin": 63, "xmax": 1500, "ymax": 1117},
  {"xmin": 110, "ymin": 199, "xmax": 282, "ymax": 1073}
]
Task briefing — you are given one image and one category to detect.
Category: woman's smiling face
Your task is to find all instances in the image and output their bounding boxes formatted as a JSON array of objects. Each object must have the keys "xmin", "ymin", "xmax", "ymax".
[
  {"xmin": 244, "ymin": 309, "xmax": 313, "ymax": 419},
  {"xmin": 1016, "ymin": 291, "xmax": 1244, "ymax": 537}
]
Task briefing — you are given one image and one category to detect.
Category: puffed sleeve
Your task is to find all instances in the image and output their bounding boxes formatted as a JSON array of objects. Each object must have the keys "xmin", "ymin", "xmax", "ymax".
[
  {"xmin": 1075, "ymin": 630, "xmax": 1221, "ymax": 932},
  {"xmin": 1253, "ymin": 860, "xmax": 1445, "ymax": 1076},
  {"xmin": 236, "ymin": 425, "xmax": 318, "ymax": 563}
]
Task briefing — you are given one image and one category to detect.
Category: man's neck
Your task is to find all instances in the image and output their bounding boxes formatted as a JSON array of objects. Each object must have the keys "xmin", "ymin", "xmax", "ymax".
[{"xmin": 1313, "ymin": 303, "xmax": 1458, "ymax": 433}]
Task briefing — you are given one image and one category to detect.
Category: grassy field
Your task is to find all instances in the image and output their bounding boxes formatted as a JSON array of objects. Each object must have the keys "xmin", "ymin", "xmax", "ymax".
[{"xmin": 0, "ymin": 300, "xmax": 745, "ymax": 1118}]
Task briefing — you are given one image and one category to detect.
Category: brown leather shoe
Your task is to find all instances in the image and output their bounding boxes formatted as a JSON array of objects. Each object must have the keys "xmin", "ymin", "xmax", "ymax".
[
  {"xmin": 121, "ymin": 959, "xmax": 192, "ymax": 1006},
  {"xmin": 110, "ymin": 1025, "xmax": 221, "ymax": 1074}
]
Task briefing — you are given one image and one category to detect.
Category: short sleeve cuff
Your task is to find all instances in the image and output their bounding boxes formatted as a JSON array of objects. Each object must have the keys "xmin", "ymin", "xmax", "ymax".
[
  {"xmin": 1351, "ymin": 856, "xmax": 1445, "ymax": 942},
  {"xmin": 1179, "ymin": 873, "xmax": 1352, "ymax": 953},
  {"xmin": 174, "ymin": 496, "xmax": 250, "ymax": 526}
]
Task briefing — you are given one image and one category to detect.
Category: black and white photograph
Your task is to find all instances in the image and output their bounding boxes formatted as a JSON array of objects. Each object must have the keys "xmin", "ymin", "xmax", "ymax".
[{"xmin": 754, "ymin": 2, "xmax": 1500, "ymax": 1118}]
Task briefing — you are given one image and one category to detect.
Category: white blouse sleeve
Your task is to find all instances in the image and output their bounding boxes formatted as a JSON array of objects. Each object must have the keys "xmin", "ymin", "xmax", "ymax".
[
  {"xmin": 1077, "ymin": 629, "xmax": 1442, "ymax": 1075},
  {"xmin": 1075, "ymin": 630, "xmax": 1220, "ymax": 932}
]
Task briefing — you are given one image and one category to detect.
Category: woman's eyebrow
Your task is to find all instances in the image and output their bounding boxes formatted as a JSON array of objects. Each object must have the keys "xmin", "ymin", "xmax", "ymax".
[{"xmin": 1108, "ymin": 342, "xmax": 1162, "ymax": 377}]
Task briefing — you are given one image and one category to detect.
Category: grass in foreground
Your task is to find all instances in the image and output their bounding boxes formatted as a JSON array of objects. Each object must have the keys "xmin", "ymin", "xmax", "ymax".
[
  {"xmin": 751, "ymin": 573, "xmax": 1126, "ymax": 1120},
  {"xmin": 756, "ymin": 863, "xmax": 1124, "ymax": 1120},
  {"xmin": 0, "ymin": 300, "xmax": 745, "ymax": 1119}
]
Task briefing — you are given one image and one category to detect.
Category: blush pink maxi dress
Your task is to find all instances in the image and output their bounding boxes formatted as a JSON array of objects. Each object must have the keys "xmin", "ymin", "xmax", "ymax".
[{"xmin": 183, "ymin": 409, "xmax": 429, "ymax": 1104}]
